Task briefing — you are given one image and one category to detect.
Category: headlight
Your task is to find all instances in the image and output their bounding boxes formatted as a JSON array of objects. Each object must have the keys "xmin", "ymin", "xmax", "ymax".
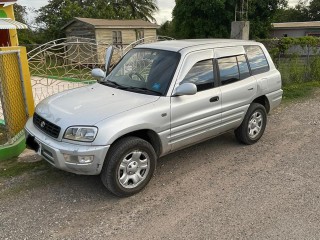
[{"xmin": 63, "ymin": 126, "xmax": 98, "ymax": 142}]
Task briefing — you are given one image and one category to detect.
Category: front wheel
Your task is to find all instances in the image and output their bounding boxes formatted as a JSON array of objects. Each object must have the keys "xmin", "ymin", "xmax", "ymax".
[
  {"xmin": 101, "ymin": 137, "xmax": 157, "ymax": 197},
  {"xmin": 234, "ymin": 103, "xmax": 267, "ymax": 145}
]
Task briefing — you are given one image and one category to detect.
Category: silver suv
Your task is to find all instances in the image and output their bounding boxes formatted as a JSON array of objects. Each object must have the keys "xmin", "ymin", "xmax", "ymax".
[{"xmin": 25, "ymin": 39, "xmax": 283, "ymax": 197}]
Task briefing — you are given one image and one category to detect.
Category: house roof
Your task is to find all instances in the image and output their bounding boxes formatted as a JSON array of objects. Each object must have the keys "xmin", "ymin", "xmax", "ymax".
[
  {"xmin": 0, "ymin": 18, "xmax": 28, "ymax": 29},
  {"xmin": 62, "ymin": 17, "xmax": 159, "ymax": 30},
  {"xmin": 0, "ymin": 0, "xmax": 16, "ymax": 6},
  {"xmin": 272, "ymin": 21, "xmax": 320, "ymax": 29}
]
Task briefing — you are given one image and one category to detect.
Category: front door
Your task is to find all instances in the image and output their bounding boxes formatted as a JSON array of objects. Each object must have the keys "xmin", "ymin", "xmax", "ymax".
[{"xmin": 170, "ymin": 50, "xmax": 222, "ymax": 151}]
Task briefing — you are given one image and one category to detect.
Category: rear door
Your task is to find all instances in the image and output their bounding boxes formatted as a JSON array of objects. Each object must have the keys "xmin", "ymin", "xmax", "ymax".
[
  {"xmin": 215, "ymin": 47, "xmax": 258, "ymax": 132},
  {"xmin": 170, "ymin": 50, "xmax": 222, "ymax": 151}
]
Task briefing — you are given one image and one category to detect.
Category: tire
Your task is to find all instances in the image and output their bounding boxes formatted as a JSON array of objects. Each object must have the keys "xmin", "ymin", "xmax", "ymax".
[
  {"xmin": 100, "ymin": 136, "xmax": 157, "ymax": 197},
  {"xmin": 234, "ymin": 103, "xmax": 267, "ymax": 145}
]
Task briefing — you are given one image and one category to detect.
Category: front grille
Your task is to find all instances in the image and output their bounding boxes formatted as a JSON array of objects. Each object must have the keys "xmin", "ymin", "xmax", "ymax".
[{"xmin": 33, "ymin": 113, "xmax": 61, "ymax": 138}]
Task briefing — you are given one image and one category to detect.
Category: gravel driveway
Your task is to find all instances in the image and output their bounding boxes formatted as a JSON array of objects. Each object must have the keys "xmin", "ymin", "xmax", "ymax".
[{"xmin": 1, "ymin": 91, "xmax": 320, "ymax": 240}]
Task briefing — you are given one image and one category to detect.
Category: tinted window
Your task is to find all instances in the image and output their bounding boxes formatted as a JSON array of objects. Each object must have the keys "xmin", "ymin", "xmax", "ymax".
[
  {"xmin": 181, "ymin": 59, "xmax": 214, "ymax": 92},
  {"xmin": 245, "ymin": 45, "xmax": 270, "ymax": 75},
  {"xmin": 218, "ymin": 57, "xmax": 240, "ymax": 85},
  {"xmin": 237, "ymin": 55, "xmax": 251, "ymax": 80}
]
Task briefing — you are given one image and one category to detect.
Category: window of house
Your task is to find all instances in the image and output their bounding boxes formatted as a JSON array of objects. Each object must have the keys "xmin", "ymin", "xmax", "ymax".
[
  {"xmin": 244, "ymin": 45, "xmax": 270, "ymax": 75},
  {"xmin": 112, "ymin": 31, "xmax": 122, "ymax": 45},
  {"xmin": 136, "ymin": 30, "xmax": 144, "ymax": 41},
  {"xmin": 307, "ymin": 32, "xmax": 320, "ymax": 37},
  {"xmin": 181, "ymin": 59, "xmax": 215, "ymax": 92}
]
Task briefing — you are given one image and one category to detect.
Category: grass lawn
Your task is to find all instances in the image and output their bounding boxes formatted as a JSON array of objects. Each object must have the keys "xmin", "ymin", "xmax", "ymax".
[
  {"xmin": 282, "ymin": 81, "xmax": 320, "ymax": 101},
  {"xmin": 0, "ymin": 157, "xmax": 48, "ymax": 178},
  {"xmin": 29, "ymin": 62, "xmax": 96, "ymax": 82}
]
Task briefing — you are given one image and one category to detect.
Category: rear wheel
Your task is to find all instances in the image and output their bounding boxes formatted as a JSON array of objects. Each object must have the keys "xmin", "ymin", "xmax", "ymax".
[
  {"xmin": 101, "ymin": 137, "xmax": 157, "ymax": 197},
  {"xmin": 235, "ymin": 103, "xmax": 267, "ymax": 145}
]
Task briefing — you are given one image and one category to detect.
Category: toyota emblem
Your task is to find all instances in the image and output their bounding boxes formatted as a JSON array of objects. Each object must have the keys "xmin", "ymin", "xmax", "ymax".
[{"xmin": 40, "ymin": 121, "xmax": 46, "ymax": 128}]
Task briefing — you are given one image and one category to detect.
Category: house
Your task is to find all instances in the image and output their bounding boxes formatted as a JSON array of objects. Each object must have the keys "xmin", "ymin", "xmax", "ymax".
[
  {"xmin": 62, "ymin": 17, "xmax": 159, "ymax": 47},
  {"xmin": 271, "ymin": 21, "xmax": 320, "ymax": 38},
  {"xmin": 62, "ymin": 17, "xmax": 159, "ymax": 65}
]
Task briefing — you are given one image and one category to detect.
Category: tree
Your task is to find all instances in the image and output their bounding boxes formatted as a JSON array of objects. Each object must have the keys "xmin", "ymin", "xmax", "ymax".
[
  {"xmin": 36, "ymin": 0, "xmax": 158, "ymax": 41},
  {"xmin": 13, "ymin": 4, "xmax": 27, "ymax": 23},
  {"xmin": 36, "ymin": 0, "xmax": 89, "ymax": 41},
  {"xmin": 274, "ymin": 0, "xmax": 309, "ymax": 22},
  {"xmin": 112, "ymin": 0, "xmax": 158, "ymax": 22},
  {"xmin": 248, "ymin": 0, "xmax": 288, "ymax": 38},
  {"xmin": 13, "ymin": 4, "xmax": 38, "ymax": 45},
  {"xmin": 308, "ymin": 0, "xmax": 320, "ymax": 20},
  {"xmin": 157, "ymin": 21, "xmax": 174, "ymax": 37},
  {"xmin": 172, "ymin": 0, "xmax": 233, "ymax": 39},
  {"xmin": 172, "ymin": 0, "xmax": 288, "ymax": 39}
]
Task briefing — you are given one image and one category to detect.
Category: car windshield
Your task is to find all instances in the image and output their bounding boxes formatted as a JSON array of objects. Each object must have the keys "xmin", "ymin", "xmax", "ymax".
[{"xmin": 102, "ymin": 48, "xmax": 180, "ymax": 96}]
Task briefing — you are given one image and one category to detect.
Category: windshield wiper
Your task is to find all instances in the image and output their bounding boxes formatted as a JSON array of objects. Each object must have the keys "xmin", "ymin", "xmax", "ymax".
[
  {"xmin": 124, "ymin": 87, "xmax": 162, "ymax": 96},
  {"xmin": 99, "ymin": 81, "xmax": 162, "ymax": 95},
  {"xmin": 99, "ymin": 79, "xmax": 125, "ymax": 89}
]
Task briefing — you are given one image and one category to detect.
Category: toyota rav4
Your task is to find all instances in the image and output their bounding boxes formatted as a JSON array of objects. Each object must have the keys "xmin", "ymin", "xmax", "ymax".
[{"xmin": 25, "ymin": 39, "xmax": 283, "ymax": 197}]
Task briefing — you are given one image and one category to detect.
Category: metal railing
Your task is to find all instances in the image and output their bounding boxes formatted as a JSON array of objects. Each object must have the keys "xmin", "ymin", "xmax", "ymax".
[{"xmin": 26, "ymin": 36, "xmax": 175, "ymax": 105}]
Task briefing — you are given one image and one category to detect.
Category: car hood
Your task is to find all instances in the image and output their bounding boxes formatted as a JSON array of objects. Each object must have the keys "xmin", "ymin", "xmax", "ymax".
[{"xmin": 35, "ymin": 83, "xmax": 160, "ymax": 127}]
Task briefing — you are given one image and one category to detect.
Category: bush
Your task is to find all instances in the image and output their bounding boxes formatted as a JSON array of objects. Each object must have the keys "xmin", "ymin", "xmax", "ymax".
[{"xmin": 260, "ymin": 36, "xmax": 320, "ymax": 84}]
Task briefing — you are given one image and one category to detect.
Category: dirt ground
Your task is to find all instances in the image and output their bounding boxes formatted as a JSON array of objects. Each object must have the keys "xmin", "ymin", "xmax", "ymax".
[{"xmin": 1, "ymin": 91, "xmax": 320, "ymax": 240}]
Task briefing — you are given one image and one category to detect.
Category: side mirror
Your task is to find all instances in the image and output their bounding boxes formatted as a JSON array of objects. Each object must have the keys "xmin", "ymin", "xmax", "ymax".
[
  {"xmin": 173, "ymin": 83, "xmax": 197, "ymax": 96},
  {"xmin": 105, "ymin": 46, "xmax": 114, "ymax": 74},
  {"xmin": 91, "ymin": 68, "xmax": 105, "ymax": 79}
]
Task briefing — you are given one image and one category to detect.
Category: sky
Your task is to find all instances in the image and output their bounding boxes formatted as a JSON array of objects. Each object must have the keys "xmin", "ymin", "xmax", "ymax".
[{"xmin": 19, "ymin": 0, "xmax": 302, "ymax": 25}]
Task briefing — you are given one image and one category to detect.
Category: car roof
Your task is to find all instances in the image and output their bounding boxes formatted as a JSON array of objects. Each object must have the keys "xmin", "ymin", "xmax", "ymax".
[{"xmin": 135, "ymin": 39, "xmax": 260, "ymax": 53}]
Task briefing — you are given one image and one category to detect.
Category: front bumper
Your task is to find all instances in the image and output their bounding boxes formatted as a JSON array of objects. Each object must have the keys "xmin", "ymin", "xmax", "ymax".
[{"xmin": 25, "ymin": 118, "xmax": 110, "ymax": 175}]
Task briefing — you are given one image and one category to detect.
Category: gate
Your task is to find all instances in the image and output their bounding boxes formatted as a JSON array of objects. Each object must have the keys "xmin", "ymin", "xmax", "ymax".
[
  {"xmin": 27, "ymin": 36, "xmax": 175, "ymax": 105},
  {"xmin": 27, "ymin": 37, "xmax": 121, "ymax": 105}
]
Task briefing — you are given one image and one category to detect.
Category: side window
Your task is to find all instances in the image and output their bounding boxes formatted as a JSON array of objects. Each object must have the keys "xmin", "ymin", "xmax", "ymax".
[
  {"xmin": 181, "ymin": 59, "xmax": 214, "ymax": 92},
  {"xmin": 245, "ymin": 45, "xmax": 270, "ymax": 75},
  {"xmin": 218, "ymin": 57, "xmax": 239, "ymax": 85},
  {"xmin": 237, "ymin": 55, "xmax": 251, "ymax": 80}
]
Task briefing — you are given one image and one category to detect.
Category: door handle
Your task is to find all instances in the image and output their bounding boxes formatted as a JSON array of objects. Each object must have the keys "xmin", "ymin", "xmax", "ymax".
[
  {"xmin": 248, "ymin": 87, "xmax": 254, "ymax": 91},
  {"xmin": 209, "ymin": 96, "xmax": 219, "ymax": 102}
]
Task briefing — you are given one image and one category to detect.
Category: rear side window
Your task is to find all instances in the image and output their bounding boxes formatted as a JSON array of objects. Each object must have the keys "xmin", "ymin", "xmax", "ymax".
[
  {"xmin": 245, "ymin": 45, "xmax": 270, "ymax": 75},
  {"xmin": 218, "ymin": 55, "xmax": 252, "ymax": 85},
  {"xmin": 237, "ymin": 55, "xmax": 251, "ymax": 80},
  {"xmin": 181, "ymin": 59, "xmax": 215, "ymax": 92},
  {"xmin": 218, "ymin": 57, "xmax": 239, "ymax": 85}
]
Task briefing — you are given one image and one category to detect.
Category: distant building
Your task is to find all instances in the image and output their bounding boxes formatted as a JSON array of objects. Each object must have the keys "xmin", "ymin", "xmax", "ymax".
[
  {"xmin": 271, "ymin": 21, "xmax": 320, "ymax": 38},
  {"xmin": 62, "ymin": 17, "xmax": 159, "ymax": 47}
]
